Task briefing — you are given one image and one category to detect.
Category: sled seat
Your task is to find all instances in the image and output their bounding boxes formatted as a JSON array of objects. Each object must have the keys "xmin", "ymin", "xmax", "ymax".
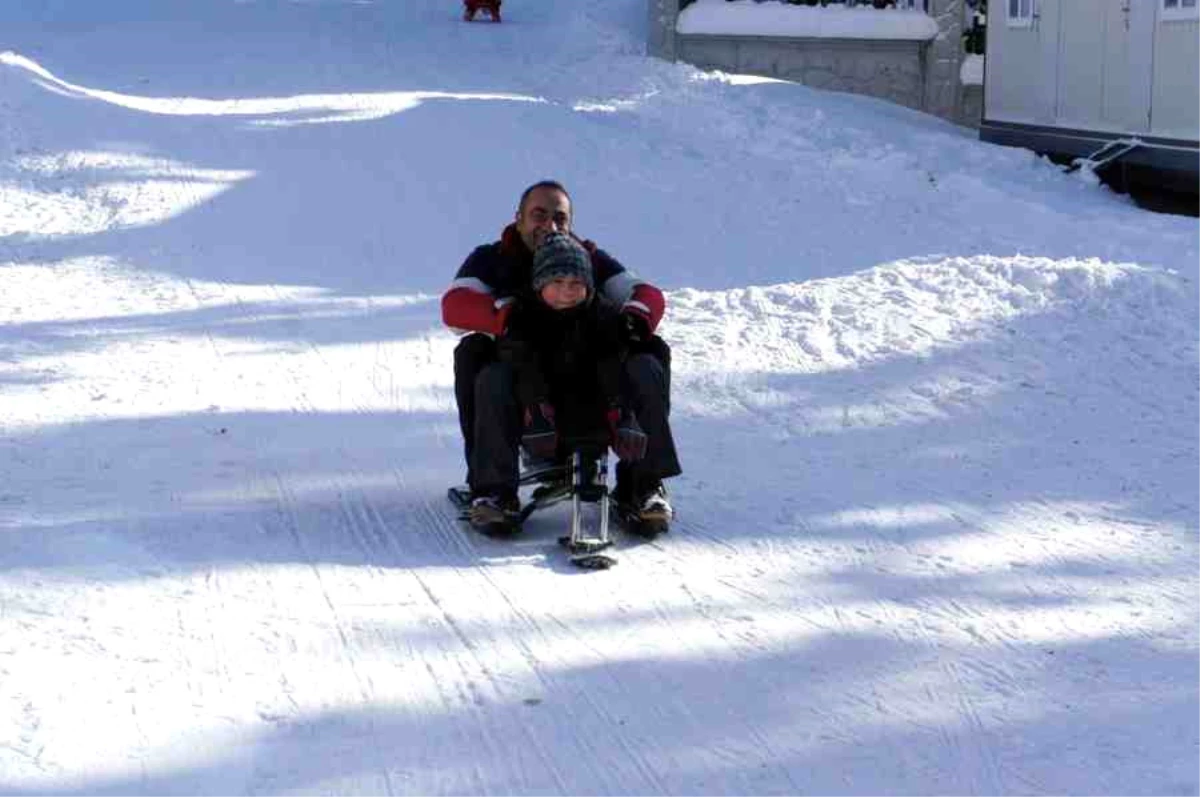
[{"xmin": 519, "ymin": 424, "xmax": 609, "ymax": 499}]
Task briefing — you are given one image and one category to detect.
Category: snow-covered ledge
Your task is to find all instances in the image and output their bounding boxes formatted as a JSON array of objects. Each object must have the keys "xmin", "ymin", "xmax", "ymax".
[
  {"xmin": 676, "ymin": 1, "xmax": 939, "ymax": 41},
  {"xmin": 650, "ymin": 0, "xmax": 968, "ymax": 124}
]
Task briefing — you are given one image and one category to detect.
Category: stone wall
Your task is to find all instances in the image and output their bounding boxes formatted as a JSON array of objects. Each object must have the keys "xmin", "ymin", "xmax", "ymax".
[
  {"xmin": 922, "ymin": 0, "xmax": 964, "ymax": 121},
  {"xmin": 649, "ymin": 0, "xmax": 972, "ymax": 126},
  {"xmin": 647, "ymin": 0, "xmax": 679, "ymax": 61}
]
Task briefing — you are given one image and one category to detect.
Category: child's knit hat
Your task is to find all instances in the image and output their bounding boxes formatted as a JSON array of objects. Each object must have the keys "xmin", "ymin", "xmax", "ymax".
[{"xmin": 532, "ymin": 232, "xmax": 593, "ymax": 294}]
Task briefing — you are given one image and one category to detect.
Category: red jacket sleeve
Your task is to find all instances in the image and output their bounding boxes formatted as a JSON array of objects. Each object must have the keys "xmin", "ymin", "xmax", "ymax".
[
  {"xmin": 625, "ymin": 282, "xmax": 665, "ymax": 333},
  {"xmin": 441, "ymin": 285, "xmax": 513, "ymax": 336},
  {"xmin": 585, "ymin": 245, "xmax": 667, "ymax": 333},
  {"xmin": 442, "ymin": 241, "xmax": 516, "ymax": 335}
]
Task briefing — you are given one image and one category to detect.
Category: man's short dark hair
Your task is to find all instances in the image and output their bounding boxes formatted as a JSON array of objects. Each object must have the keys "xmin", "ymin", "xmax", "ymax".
[{"xmin": 518, "ymin": 180, "xmax": 572, "ymax": 215}]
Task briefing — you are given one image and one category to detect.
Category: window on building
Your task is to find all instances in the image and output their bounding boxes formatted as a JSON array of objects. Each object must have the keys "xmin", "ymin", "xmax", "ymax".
[
  {"xmin": 1163, "ymin": 0, "xmax": 1199, "ymax": 20},
  {"xmin": 1007, "ymin": 0, "xmax": 1034, "ymax": 27}
]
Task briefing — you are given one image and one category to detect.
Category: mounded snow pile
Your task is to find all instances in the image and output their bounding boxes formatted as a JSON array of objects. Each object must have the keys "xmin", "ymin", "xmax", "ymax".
[
  {"xmin": 666, "ymin": 256, "xmax": 1197, "ymax": 453},
  {"xmin": 669, "ymin": 255, "xmax": 1194, "ymax": 376}
]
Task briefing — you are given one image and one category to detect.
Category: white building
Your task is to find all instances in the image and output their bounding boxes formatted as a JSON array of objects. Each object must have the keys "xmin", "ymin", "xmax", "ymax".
[{"xmin": 980, "ymin": 0, "xmax": 1199, "ymax": 187}]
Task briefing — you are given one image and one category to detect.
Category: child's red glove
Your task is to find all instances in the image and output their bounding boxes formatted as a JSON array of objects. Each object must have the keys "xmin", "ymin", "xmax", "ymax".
[{"xmin": 607, "ymin": 407, "xmax": 647, "ymax": 462}]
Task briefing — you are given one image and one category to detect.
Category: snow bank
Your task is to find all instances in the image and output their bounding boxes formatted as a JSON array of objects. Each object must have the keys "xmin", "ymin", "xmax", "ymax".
[
  {"xmin": 677, "ymin": 0, "xmax": 940, "ymax": 40},
  {"xmin": 666, "ymin": 255, "xmax": 1194, "ymax": 379}
]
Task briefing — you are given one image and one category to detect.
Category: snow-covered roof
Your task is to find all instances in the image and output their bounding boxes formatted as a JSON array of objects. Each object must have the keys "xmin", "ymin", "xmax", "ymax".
[{"xmin": 677, "ymin": 0, "xmax": 940, "ymax": 40}]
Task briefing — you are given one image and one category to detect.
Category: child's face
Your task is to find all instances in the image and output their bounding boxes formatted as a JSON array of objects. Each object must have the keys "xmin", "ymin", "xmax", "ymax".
[{"xmin": 539, "ymin": 276, "xmax": 589, "ymax": 310}]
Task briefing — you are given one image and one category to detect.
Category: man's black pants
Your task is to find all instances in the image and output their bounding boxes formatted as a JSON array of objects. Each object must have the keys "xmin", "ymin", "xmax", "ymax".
[{"xmin": 453, "ymin": 332, "xmax": 681, "ymax": 498}]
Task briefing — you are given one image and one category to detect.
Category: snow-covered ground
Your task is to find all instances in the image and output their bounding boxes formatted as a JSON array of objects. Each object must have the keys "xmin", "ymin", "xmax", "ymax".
[{"xmin": 1, "ymin": 0, "xmax": 1197, "ymax": 794}]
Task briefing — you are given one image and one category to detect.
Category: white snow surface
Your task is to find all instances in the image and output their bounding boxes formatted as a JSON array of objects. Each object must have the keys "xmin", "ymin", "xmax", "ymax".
[
  {"xmin": 1, "ymin": 0, "xmax": 1198, "ymax": 794},
  {"xmin": 677, "ymin": 0, "xmax": 940, "ymax": 40}
]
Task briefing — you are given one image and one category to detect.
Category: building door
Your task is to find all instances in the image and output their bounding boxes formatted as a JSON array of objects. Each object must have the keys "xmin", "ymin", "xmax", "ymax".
[
  {"xmin": 1100, "ymin": 0, "xmax": 1154, "ymax": 131},
  {"xmin": 986, "ymin": 0, "xmax": 1062, "ymax": 124},
  {"xmin": 1055, "ymin": 0, "xmax": 1154, "ymax": 133}
]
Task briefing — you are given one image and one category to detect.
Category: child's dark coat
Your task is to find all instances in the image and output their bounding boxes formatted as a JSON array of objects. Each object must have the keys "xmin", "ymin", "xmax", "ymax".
[{"xmin": 497, "ymin": 293, "xmax": 626, "ymax": 439}]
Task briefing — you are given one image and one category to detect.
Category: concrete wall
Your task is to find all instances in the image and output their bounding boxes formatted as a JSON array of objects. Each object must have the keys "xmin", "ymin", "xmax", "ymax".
[
  {"xmin": 959, "ymin": 83, "xmax": 983, "ymax": 128},
  {"xmin": 650, "ymin": 0, "xmax": 976, "ymax": 126},
  {"xmin": 678, "ymin": 34, "xmax": 927, "ymax": 110}
]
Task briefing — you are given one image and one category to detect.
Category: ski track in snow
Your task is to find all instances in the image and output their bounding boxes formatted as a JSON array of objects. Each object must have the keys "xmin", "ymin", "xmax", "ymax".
[{"xmin": 1, "ymin": 1, "xmax": 1198, "ymax": 794}]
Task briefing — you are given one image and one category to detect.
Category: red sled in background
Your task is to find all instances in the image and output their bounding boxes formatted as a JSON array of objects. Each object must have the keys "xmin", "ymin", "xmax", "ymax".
[{"xmin": 463, "ymin": 0, "xmax": 501, "ymax": 22}]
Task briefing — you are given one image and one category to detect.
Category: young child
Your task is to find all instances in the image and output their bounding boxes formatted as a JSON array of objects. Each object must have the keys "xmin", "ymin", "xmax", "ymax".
[{"xmin": 468, "ymin": 233, "xmax": 647, "ymax": 532}]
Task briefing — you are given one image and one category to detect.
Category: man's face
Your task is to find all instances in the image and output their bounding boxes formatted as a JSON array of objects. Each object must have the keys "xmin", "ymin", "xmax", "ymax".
[{"xmin": 516, "ymin": 187, "xmax": 571, "ymax": 252}]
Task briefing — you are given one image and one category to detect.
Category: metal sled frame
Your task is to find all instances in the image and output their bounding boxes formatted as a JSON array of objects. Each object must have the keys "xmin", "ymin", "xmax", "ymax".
[{"xmin": 518, "ymin": 448, "xmax": 617, "ymax": 570}]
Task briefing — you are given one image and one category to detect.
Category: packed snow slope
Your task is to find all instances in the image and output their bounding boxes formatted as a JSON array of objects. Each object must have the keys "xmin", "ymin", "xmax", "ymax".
[{"xmin": 1, "ymin": 0, "xmax": 1197, "ymax": 794}]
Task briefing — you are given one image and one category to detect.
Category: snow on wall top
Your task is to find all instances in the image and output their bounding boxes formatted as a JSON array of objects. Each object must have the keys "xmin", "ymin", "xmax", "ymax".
[{"xmin": 676, "ymin": 0, "xmax": 940, "ymax": 40}]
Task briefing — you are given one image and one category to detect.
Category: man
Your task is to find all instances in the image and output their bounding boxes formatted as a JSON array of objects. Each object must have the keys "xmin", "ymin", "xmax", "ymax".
[
  {"xmin": 441, "ymin": 180, "xmax": 681, "ymax": 531},
  {"xmin": 462, "ymin": 0, "xmax": 500, "ymax": 22}
]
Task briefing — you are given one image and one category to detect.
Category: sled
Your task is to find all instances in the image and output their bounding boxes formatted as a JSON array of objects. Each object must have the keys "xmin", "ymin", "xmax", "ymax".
[{"xmin": 449, "ymin": 438, "xmax": 617, "ymax": 570}]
